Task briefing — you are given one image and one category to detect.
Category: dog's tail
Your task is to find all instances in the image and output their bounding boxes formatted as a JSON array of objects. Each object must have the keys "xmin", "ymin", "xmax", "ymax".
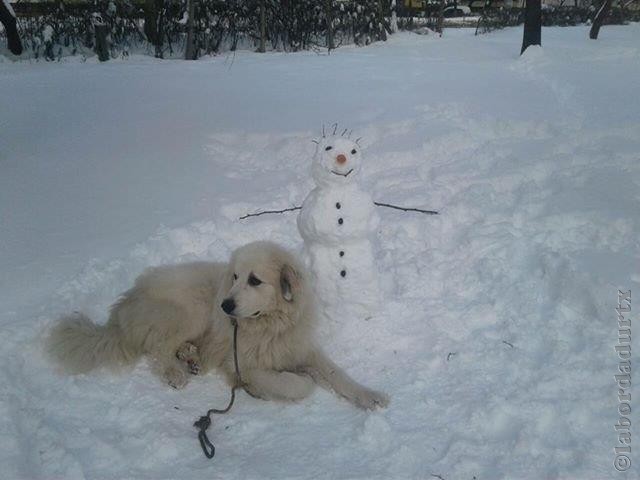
[{"xmin": 46, "ymin": 313, "xmax": 135, "ymax": 374}]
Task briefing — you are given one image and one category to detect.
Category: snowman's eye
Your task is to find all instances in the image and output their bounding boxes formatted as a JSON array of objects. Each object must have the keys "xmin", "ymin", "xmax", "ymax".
[
  {"xmin": 233, "ymin": 273, "xmax": 238, "ymax": 281},
  {"xmin": 325, "ymin": 146, "xmax": 333, "ymax": 151},
  {"xmin": 351, "ymin": 149, "xmax": 357, "ymax": 154}
]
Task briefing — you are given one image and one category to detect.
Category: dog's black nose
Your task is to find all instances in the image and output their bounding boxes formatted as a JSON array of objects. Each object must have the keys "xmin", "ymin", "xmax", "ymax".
[{"xmin": 221, "ymin": 298, "xmax": 236, "ymax": 315}]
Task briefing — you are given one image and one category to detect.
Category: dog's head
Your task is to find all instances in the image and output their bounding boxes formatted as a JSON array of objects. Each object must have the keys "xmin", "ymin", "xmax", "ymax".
[{"xmin": 220, "ymin": 242, "xmax": 304, "ymax": 321}]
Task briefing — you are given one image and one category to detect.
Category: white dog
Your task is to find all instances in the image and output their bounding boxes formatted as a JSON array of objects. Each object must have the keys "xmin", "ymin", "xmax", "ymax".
[{"xmin": 47, "ymin": 241, "xmax": 388, "ymax": 410}]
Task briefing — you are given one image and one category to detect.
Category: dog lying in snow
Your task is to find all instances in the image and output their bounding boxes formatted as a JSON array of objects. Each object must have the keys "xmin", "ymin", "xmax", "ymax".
[{"xmin": 46, "ymin": 241, "xmax": 388, "ymax": 410}]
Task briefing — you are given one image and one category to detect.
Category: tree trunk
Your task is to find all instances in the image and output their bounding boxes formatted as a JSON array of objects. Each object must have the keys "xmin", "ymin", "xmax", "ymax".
[
  {"xmin": 436, "ymin": 0, "xmax": 444, "ymax": 36},
  {"xmin": 390, "ymin": 0, "xmax": 398, "ymax": 34},
  {"xmin": 185, "ymin": 0, "xmax": 197, "ymax": 59},
  {"xmin": 521, "ymin": 0, "xmax": 541, "ymax": 54},
  {"xmin": 325, "ymin": 0, "xmax": 334, "ymax": 50},
  {"xmin": 144, "ymin": 0, "xmax": 158, "ymax": 46},
  {"xmin": 0, "ymin": 0, "xmax": 23, "ymax": 55},
  {"xmin": 94, "ymin": 24, "xmax": 110, "ymax": 61},
  {"xmin": 377, "ymin": 0, "xmax": 387, "ymax": 41},
  {"xmin": 258, "ymin": 0, "xmax": 266, "ymax": 52},
  {"xmin": 155, "ymin": 0, "xmax": 165, "ymax": 58},
  {"xmin": 144, "ymin": 0, "xmax": 165, "ymax": 58},
  {"xmin": 589, "ymin": 0, "xmax": 613, "ymax": 39}
]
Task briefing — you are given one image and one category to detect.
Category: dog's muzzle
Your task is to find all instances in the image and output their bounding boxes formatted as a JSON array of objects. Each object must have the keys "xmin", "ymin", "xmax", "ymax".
[{"xmin": 221, "ymin": 298, "xmax": 236, "ymax": 315}]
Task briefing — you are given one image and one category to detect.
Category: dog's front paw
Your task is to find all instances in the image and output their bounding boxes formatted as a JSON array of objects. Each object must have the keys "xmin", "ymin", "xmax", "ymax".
[
  {"xmin": 176, "ymin": 342, "xmax": 197, "ymax": 361},
  {"xmin": 349, "ymin": 388, "xmax": 390, "ymax": 410},
  {"xmin": 165, "ymin": 365, "xmax": 189, "ymax": 389},
  {"xmin": 187, "ymin": 360, "xmax": 200, "ymax": 375},
  {"xmin": 176, "ymin": 342, "xmax": 201, "ymax": 375}
]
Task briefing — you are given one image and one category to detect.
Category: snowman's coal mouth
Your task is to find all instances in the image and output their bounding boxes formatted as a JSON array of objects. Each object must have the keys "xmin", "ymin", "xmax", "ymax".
[{"xmin": 330, "ymin": 169, "xmax": 353, "ymax": 177}]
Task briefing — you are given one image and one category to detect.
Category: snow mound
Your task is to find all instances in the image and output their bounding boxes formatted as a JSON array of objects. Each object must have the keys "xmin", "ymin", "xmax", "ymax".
[{"xmin": 1, "ymin": 25, "xmax": 639, "ymax": 480}]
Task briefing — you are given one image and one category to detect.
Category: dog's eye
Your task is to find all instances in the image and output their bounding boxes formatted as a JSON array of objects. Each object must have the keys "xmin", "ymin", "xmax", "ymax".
[
  {"xmin": 233, "ymin": 273, "xmax": 238, "ymax": 281},
  {"xmin": 325, "ymin": 146, "xmax": 333, "ymax": 151},
  {"xmin": 248, "ymin": 274, "xmax": 262, "ymax": 286},
  {"xmin": 351, "ymin": 149, "xmax": 357, "ymax": 154}
]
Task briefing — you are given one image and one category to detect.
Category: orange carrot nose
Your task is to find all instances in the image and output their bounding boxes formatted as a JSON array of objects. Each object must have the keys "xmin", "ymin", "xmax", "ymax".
[{"xmin": 336, "ymin": 154, "xmax": 347, "ymax": 164}]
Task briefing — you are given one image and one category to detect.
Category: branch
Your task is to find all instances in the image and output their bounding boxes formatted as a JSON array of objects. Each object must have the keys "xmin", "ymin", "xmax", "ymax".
[
  {"xmin": 374, "ymin": 202, "xmax": 438, "ymax": 215},
  {"xmin": 239, "ymin": 202, "xmax": 439, "ymax": 220},
  {"xmin": 238, "ymin": 206, "xmax": 301, "ymax": 220}
]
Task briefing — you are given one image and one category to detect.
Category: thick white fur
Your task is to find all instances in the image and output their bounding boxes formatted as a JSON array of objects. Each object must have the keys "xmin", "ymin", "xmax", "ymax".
[{"xmin": 46, "ymin": 241, "xmax": 388, "ymax": 409}]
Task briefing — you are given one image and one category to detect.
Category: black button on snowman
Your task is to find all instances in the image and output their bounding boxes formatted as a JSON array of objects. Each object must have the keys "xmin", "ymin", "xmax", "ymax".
[{"xmin": 297, "ymin": 132, "xmax": 380, "ymax": 319}]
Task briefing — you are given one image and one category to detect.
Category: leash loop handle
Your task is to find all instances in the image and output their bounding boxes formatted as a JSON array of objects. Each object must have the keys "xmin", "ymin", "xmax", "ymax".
[
  {"xmin": 193, "ymin": 319, "xmax": 242, "ymax": 459},
  {"xmin": 195, "ymin": 415, "xmax": 215, "ymax": 458}
]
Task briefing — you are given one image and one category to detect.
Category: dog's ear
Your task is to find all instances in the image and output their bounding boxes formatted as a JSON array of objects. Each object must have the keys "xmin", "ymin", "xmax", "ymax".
[{"xmin": 280, "ymin": 264, "xmax": 299, "ymax": 302}]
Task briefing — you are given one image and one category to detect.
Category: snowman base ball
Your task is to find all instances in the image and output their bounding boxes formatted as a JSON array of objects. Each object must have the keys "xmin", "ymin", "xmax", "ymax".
[
  {"xmin": 297, "ymin": 131, "xmax": 381, "ymax": 323},
  {"xmin": 303, "ymin": 239, "xmax": 380, "ymax": 321}
]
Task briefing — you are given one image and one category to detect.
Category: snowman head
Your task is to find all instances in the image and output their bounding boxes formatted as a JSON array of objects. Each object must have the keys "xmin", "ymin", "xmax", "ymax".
[{"xmin": 311, "ymin": 134, "xmax": 363, "ymax": 188}]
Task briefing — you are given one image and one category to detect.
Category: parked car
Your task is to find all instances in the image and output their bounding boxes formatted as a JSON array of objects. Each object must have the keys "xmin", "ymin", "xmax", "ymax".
[{"xmin": 443, "ymin": 5, "xmax": 472, "ymax": 17}]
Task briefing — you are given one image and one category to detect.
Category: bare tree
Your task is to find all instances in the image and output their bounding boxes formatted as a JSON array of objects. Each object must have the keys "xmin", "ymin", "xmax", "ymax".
[
  {"xmin": 0, "ymin": 0, "xmax": 23, "ymax": 54},
  {"xmin": 325, "ymin": 0, "xmax": 335, "ymax": 50},
  {"xmin": 144, "ymin": 0, "xmax": 166, "ymax": 58},
  {"xmin": 521, "ymin": 0, "xmax": 541, "ymax": 54},
  {"xmin": 376, "ymin": 0, "xmax": 387, "ymax": 41},
  {"xmin": 589, "ymin": 0, "xmax": 613, "ymax": 39},
  {"xmin": 92, "ymin": 13, "xmax": 109, "ymax": 62},
  {"xmin": 258, "ymin": 0, "xmax": 266, "ymax": 52},
  {"xmin": 436, "ymin": 0, "xmax": 445, "ymax": 36},
  {"xmin": 390, "ymin": 0, "xmax": 398, "ymax": 33},
  {"xmin": 185, "ymin": 0, "xmax": 197, "ymax": 59}
]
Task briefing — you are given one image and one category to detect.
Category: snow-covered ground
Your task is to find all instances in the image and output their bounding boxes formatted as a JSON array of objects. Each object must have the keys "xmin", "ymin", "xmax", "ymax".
[{"xmin": 1, "ymin": 25, "xmax": 639, "ymax": 479}]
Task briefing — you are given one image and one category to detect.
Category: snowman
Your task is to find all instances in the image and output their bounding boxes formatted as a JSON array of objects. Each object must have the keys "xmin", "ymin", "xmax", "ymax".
[{"xmin": 297, "ymin": 132, "xmax": 380, "ymax": 321}]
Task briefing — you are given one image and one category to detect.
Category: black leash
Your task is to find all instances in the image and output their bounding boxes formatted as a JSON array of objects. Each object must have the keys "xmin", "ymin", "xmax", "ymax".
[{"xmin": 193, "ymin": 318, "xmax": 242, "ymax": 459}]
